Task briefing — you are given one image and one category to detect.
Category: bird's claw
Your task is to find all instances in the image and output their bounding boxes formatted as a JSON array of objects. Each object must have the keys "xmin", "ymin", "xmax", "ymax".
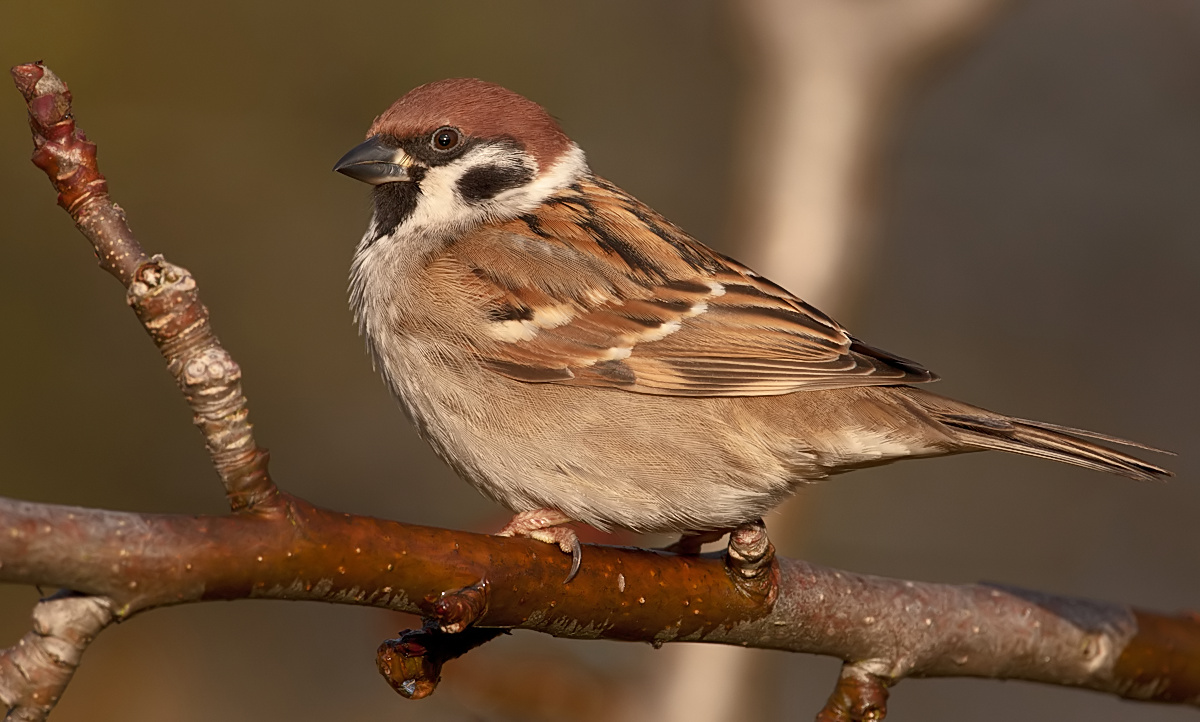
[
  {"xmin": 566, "ymin": 534, "xmax": 582, "ymax": 582},
  {"xmin": 526, "ymin": 526, "xmax": 582, "ymax": 583},
  {"xmin": 496, "ymin": 509, "xmax": 582, "ymax": 583}
]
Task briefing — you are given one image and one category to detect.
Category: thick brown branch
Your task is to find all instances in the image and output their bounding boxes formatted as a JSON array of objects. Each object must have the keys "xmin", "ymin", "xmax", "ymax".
[{"xmin": 1, "ymin": 494, "xmax": 1197, "ymax": 713}]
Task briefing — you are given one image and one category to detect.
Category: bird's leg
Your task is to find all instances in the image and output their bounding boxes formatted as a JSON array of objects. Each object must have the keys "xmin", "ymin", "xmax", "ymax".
[
  {"xmin": 496, "ymin": 509, "xmax": 582, "ymax": 582},
  {"xmin": 663, "ymin": 528, "xmax": 734, "ymax": 555}
]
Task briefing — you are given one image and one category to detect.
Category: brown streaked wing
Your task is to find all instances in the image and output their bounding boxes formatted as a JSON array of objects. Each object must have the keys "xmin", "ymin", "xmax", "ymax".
[{"xmin": 453, "ymin": 174, "xmax": 936, "ymax": 397}]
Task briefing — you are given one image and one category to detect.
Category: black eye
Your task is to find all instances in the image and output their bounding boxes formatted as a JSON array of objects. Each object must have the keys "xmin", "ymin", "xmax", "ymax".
[{"xmin": 431, "ymin": 127, "xmax": 461, "ymax": 151}]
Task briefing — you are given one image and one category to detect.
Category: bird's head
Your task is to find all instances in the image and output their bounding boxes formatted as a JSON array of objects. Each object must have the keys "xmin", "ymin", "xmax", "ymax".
[{"xmin": 335, "ymin": 78, "xmax": 587, "ymax": 244}]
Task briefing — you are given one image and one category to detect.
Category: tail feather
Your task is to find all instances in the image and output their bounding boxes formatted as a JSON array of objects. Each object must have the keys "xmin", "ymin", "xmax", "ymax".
[
  {"xmin": 902, "ymin": 390, "xmax": 1172, "ymax": 482},
  {"xmin": 1004, "ymin": 417, "xmax": 1175, "ymax": 456}
]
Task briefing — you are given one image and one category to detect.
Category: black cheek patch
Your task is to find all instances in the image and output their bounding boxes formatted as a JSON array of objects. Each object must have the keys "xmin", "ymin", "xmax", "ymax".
[{"xmin": 457, "ymin": 163, "xmax": 535, "ymax": 202}]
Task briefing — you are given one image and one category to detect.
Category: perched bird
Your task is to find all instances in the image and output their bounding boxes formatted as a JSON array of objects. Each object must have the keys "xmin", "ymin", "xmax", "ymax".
[{"xmin": 334, "ymin": 78, "xmax": 1170, "ymax": 580}]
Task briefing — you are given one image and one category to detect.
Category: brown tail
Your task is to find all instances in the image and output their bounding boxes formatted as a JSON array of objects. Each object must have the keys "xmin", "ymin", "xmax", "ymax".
[{"xmin": 903, "ymin": 389, "xmax": 1173, "ymax": 482}]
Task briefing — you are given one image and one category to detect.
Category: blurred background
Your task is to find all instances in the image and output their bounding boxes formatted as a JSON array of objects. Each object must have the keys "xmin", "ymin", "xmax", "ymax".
[{"xmin": 1, "ymin": 1, "xmax": 1197, "ymax": 720}]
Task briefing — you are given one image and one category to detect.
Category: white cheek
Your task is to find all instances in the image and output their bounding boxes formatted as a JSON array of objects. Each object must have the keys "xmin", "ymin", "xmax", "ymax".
[
  {"xmin": 391, "ymin": 143, "xmax": 589, "ymax": 242},
  {"xmin": 405, "ymin": 165, "xmax": 479, "ymax": 234},
  {"xmin": 499, "ymin": 144, "xmax": 587, "ymax": 213}
]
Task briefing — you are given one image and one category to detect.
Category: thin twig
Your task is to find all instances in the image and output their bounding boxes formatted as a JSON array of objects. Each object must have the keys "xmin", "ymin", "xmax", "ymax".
[
  {"xmin": 0, "ymin": 595, "xmax": 113, "ymax": 722},
  {"xmin": 12, "ymin": 62, "xmax": 276, "ymax": 513}
]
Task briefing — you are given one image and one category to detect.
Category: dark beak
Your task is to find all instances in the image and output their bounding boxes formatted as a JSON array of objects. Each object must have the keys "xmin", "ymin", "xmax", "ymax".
[{"xmin": 333, "ymin": 135, "xmax": 413, "ymax": 185}]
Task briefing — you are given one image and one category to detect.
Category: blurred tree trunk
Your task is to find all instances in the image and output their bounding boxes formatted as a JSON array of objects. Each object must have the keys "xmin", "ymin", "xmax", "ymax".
[{"xmin": 649, "ymin": 1, "xmax": 1014, "ymax": 719}]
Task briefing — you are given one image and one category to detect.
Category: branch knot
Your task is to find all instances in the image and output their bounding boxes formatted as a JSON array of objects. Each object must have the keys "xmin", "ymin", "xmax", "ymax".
[
  {"xmin": 429, "ymin": 580, "xmax": 490, "ymax": 634},
  {"xmin": 725, "ymin": 520, "xmax": 779, "ymax": 606}
]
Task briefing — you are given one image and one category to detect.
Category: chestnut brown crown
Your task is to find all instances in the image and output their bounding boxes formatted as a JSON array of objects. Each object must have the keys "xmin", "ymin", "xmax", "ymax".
[{"xmin": 370, "ymin": 78, "xmax": 572, "ymax": 170}]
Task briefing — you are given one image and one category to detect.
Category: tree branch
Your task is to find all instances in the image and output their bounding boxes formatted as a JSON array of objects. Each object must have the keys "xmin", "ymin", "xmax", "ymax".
[
  {"xmin": 1, "ymin": 494, "xmax": 1198, "ymax": 717},
  {"xmin": 0, "ymin": 596, "xmax": 113, "ymax": 722},
  {"xmin": 11, "ymin": 62, "xmax": 277, "ymax": 514},
  {"xmin": 3, "ymin": 61, "xmax": 1197, "ymax": 722}
]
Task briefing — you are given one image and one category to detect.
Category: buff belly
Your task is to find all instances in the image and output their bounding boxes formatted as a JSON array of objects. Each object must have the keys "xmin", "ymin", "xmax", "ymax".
[{"xmin": 377, "ymin": 338, "xmax": 804, "ymax": 534}]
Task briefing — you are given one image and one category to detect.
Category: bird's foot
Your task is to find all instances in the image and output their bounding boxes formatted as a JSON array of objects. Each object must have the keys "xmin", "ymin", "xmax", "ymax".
[
  {"xmin": 663, "ymin": 528, "xmax": 733, "ymax": 555},
  {"xmin": 496, "ymin": 509, "xmax": 583, "ymax": 583}
]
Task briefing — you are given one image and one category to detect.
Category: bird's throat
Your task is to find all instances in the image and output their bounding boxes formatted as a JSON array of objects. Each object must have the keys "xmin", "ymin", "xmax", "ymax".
[{"xmin": 369, "ymin": 173, "xmax": 424, "ymax": 244}]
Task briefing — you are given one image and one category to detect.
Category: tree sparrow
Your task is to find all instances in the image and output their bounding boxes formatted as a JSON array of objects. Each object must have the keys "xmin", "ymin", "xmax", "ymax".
[{"xmin": 335, "ymin": 78, "xmax": 1169, "ymax": 580}]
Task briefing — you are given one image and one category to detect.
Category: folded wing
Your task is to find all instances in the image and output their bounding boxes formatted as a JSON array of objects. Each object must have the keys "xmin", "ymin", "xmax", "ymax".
[{"xmin": 451, "ymin": 174, "xmax": 936, "ymax": 397}]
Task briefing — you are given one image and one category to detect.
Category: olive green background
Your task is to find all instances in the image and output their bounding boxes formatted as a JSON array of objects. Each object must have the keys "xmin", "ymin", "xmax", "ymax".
[{"xmin": 1, "ymin": 1, "xmax": 1197, "ymax": 720}]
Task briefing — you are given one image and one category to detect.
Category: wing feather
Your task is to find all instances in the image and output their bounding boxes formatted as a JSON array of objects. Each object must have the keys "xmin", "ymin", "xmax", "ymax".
[{"xmin": 447, "ymin": 174, "xmax": 936, "ymax": 397}]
